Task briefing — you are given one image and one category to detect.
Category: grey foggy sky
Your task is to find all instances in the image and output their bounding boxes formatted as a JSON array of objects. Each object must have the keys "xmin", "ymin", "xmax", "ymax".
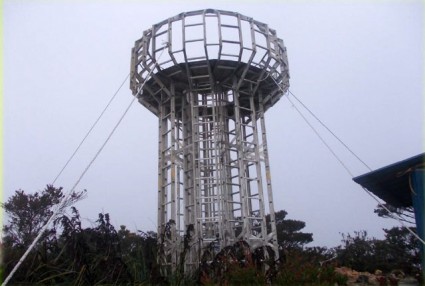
[{"xmin": 3, "ymin": 1, "xmax": 424, "ymax": 247}]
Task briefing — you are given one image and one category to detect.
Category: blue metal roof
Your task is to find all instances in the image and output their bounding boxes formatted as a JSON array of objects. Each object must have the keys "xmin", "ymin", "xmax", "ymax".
[{"xmin": 353, "ymin": 153, "xmax": 425, "ymax": 207}]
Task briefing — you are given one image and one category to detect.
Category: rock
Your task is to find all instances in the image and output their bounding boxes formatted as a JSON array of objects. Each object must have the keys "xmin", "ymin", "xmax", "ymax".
[{"xmin": 356, "ymin": 274, "xmax": 369, "ymax": 284}]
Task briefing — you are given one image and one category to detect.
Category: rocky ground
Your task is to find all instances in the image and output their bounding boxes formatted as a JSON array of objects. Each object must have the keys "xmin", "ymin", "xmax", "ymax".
[{"xmin": 335, "ymin": 267, "xmax": 420, "ymax": 286}]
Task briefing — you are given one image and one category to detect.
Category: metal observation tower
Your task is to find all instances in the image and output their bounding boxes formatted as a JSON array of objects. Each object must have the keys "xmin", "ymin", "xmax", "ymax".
[{"xmin": 130, "ymin": 9, "xmax": 289, "ymax": 273}]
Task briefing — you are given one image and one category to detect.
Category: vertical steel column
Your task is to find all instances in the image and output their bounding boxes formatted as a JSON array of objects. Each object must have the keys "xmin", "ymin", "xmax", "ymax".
[
  {"xmin": 157, "ymin": 92, "xmax": 170, "ymax": 274},
  {"xmin": 189, "ymin": 91, "xmax": 202, "ymax": 265},
  {"xmin": 157, "ymin": 85, "xmax": 189, "ymax": 273},
  {"xmin": 259, "ymin": 93, "xmax": 279, "ymax": 258},
  {"xmin": 249, "ymin": 94, "xmax": 267, "ymax": 239},
  {"xmin": 232, "ymin": 79, "xmax": 251, "ymax": 240},
  {"xmin": 183, "ymin": 91, "xmax": 197, "ymax": 267},
  {"xmin": 169, "ymin": 88, "xmax": 179, "ymax": 270}
]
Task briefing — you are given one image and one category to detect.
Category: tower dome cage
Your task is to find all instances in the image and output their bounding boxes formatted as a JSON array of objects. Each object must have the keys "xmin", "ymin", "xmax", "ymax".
[
  {"xmin": 130, "ymin": 9, "xmax": 290, "ymax": 117},
  {"xmin": 130, "ymin": 9, "xmax": 290, "ymax": 275}
]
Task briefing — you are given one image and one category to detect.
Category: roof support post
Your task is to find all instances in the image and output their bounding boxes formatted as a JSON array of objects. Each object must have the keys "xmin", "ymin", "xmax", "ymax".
[{"xmin": 411, "ymin": 170, "xmax": 425, "ymax": 281}]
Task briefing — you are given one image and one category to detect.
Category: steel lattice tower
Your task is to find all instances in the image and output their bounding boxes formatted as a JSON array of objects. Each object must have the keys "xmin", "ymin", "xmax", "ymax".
[{"xmin": 130, "ymin": 9, "xmax": 289, "ymax": 274}]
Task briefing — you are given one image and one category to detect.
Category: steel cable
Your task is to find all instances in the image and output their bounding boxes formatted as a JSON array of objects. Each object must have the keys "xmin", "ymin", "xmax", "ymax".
[{"xmin": 2, "ymin": 45, "xmax": 167, "ymax": 286}]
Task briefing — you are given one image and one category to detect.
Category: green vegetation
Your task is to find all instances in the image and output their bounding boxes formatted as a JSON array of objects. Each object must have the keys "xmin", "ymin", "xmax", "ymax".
[
  {"xmin": 335, "ymin": 229, "xmax": 421, "ymax": 275},
  {"xmin": 1, "ymin": 186, "xmax": 422, "ymax": 285}
]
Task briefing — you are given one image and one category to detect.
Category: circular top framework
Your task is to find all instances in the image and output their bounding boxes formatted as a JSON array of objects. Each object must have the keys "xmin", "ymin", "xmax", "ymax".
[{"xmin": 130, "ymin": 9, "xmax": 290, "ymax": 116}]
